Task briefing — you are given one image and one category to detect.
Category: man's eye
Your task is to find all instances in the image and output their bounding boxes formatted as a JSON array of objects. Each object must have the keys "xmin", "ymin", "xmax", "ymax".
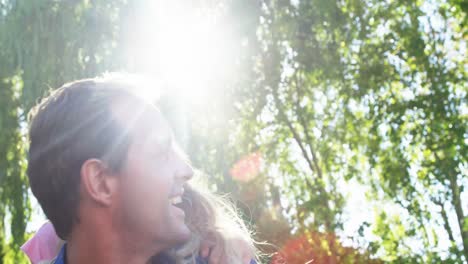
[
  {"xmin": 153, "ymin": 145, "xmax": 172, "ymax": 160},
  {"xmin": 146, "ymin": 148, "xmax": 165, "ymax": 157}
]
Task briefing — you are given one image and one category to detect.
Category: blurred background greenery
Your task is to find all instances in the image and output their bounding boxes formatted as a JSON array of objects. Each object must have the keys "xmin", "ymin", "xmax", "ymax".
[{"xmin": 0, "ymin": 0, "xmax": 466, "ymax": 263}]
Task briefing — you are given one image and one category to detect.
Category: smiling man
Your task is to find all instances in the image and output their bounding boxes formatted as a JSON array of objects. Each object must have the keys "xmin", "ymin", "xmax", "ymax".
[{"xmin": 27, "ymin": 75, "xmax": 193, "ymax": 264}]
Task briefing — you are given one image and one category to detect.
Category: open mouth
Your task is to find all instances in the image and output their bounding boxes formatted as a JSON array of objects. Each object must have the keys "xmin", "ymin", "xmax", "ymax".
[{"xmin": 170, "ymin": 195, "xmax": 184, "ymax": 209}]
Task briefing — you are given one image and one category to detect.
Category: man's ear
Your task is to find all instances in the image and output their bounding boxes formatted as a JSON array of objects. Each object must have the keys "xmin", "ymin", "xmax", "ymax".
[{"xmin": 80, "ymin": 159, "xmax": 117, "ymax": 206}]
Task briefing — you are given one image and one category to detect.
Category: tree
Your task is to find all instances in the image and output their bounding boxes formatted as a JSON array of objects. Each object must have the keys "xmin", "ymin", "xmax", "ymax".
[{"xmin": 231, "ymin": 0, "xmax": 467, "ymax": 262}]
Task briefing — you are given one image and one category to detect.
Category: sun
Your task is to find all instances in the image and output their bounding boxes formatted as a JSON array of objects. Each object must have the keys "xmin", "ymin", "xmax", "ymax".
[{"xmin": 125, "ymin": 1, "xmax": 230, "ymax": 105}]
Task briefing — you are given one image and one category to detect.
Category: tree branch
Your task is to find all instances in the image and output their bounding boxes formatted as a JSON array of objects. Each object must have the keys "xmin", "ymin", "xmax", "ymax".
[
  {"xmin": 433, "ymin": 150, "xmax": 468, "ymax": 259},
  {"xmin": 433, "ymin": 198, "xmax": 456, "ymax": 243},
  {"xmin": 293, "ymin": 72, "xmax": 324, "ymax": 180},
  {"xmin": 270, "ymin": 83, "xmax": 332, "ymax": 230},
  {"xmin": 448, "ymin": 171, "xmax": 468, "ymax": 259},
  {"xmin": 272, "ymin": 86, "xmax": 316, "ymax": 178}
]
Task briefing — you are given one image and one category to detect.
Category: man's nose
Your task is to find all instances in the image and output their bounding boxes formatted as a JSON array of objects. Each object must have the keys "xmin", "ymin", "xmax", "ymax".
[{"xmin": 176, "ymin": 159, "xmax": 194, "ymax": 182}]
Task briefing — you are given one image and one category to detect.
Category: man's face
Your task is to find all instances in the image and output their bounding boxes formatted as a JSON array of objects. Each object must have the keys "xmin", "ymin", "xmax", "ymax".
[{"xmin": 112, "ymin": 101, "xmax": 193, "ymax": 249}]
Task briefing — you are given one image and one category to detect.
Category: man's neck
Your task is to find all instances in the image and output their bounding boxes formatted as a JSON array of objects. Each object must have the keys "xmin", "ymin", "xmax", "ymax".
[{"xmin": 66, "ymin": 219, "xmax": 157, "ymax": 264}]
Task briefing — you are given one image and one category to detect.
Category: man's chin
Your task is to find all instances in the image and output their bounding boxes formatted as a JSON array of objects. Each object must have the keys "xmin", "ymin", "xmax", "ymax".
[
  {"xmin": 161, "ymin": 224, "xmax": 192, "ymax": 246},
  {"xmin": 174, "ymin": 225, "xmax": 192, "ymax": 243}
]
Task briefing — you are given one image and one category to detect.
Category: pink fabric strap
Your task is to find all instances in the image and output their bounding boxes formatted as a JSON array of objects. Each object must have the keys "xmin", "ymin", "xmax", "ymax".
[{"xmin": 21, "ymin": 222, "xmax": 62, "ymax": 264}]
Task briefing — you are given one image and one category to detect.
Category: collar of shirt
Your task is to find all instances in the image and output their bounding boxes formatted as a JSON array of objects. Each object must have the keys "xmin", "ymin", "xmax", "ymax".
[{"xmin": 53, "ymin": 244, "xmax": 66, "ymax": 264}]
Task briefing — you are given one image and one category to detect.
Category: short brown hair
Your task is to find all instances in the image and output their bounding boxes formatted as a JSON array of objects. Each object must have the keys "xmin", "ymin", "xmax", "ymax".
[{"xmin": 27, "ymin": 76, "xmax": 144, "ymax": 239}]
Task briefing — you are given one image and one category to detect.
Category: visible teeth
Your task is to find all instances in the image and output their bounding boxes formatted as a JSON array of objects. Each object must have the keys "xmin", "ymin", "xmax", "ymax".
[{"xmin": 171, "ymin": 196, "xmax": 182, "ymax": 205}]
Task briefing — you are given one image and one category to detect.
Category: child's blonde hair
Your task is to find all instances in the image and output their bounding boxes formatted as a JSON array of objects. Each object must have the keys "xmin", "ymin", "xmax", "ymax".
[{"xmin": 171, "ymin": 184, "xmax": 258, "ymax": 264}]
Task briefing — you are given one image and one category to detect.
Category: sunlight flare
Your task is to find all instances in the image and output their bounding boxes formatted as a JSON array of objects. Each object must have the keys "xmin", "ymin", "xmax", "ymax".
[{"xmin": 126, "ymin": 1, "xmax": 231, "ymax": 104}]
